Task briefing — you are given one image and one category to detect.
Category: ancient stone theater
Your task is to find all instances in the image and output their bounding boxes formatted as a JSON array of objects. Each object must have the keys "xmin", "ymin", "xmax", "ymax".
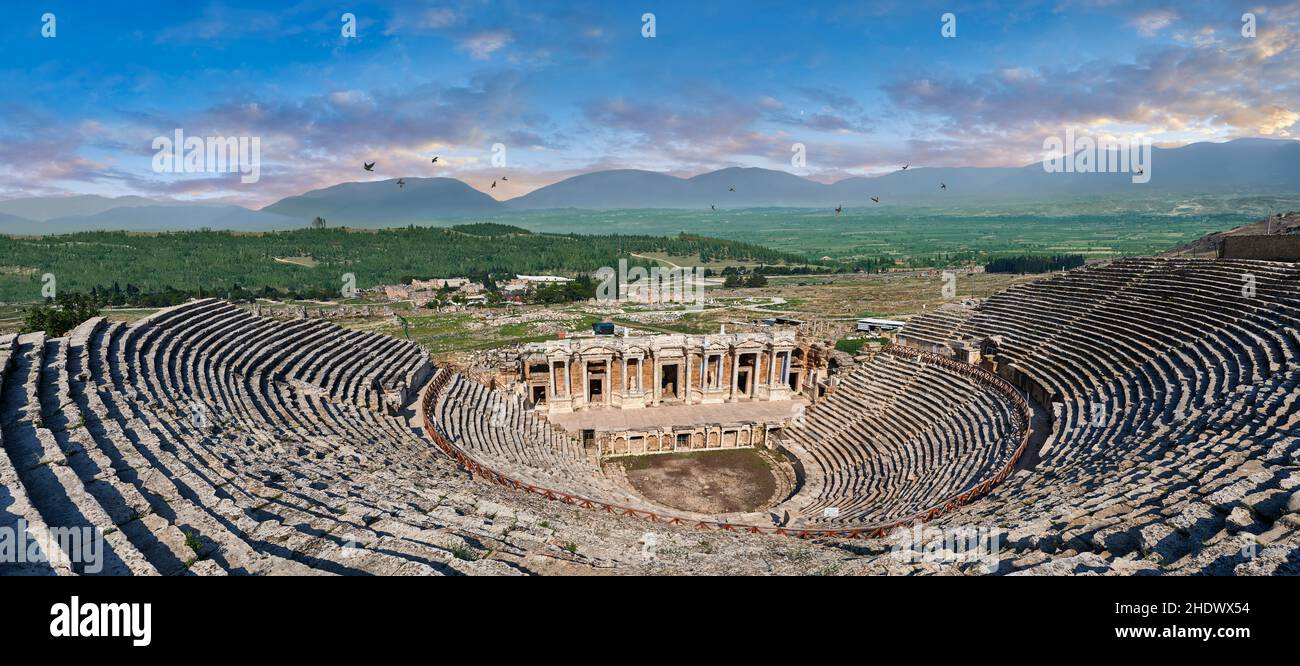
[{"xmin": 2, "ymin": 256, "xmax": 1298, "ymax": 575}]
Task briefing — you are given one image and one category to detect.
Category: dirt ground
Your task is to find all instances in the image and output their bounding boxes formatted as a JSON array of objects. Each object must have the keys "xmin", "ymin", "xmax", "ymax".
[
  {"xmin": 611, "ymin": 448, "xmax": 778, "ymax": 514},
  {"xmin": 757, "ymin": 269, "xmax": 1041, "ymax": 319}
]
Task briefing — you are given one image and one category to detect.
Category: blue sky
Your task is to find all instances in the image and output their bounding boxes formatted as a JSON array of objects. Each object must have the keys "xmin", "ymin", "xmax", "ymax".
[{"xmin": 1, "ymin": 0, "xmax": 1297, "ymax": 205}]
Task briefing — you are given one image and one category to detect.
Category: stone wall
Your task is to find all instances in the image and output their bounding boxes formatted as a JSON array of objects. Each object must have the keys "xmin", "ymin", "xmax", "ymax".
[
  {"xmin": 1220, "ymin": 234, "xmax": 1300, "ymax": 262},
  {"xmin": 599, "ymin": 422, "xmax": 773, "ymax": 457},
  {"xmin": 519, "ymin": 331, "xmax": 829, "ymax": 414}
]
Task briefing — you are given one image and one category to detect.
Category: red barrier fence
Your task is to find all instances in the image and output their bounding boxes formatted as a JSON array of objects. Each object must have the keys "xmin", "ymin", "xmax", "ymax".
[{"xmin": 419, "ymin": 345, "xmax": 1031, "ymax": 540}]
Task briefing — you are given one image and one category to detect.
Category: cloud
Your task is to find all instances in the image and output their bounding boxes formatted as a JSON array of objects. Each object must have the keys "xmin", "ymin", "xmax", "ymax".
[
  {"xmin": 1251, "ymin": 24, "xmax": 1298, "ymax": 60},
  {"xmin": 424, "ymin": 7, "xmax": 461, "ymax": 28},
  {"xmin": 1172, "ymin": 26, "xmax": 1221, "ymax": 48},
  {"xmin": 577, "ymin": 89, "xmax": 817, "ymax": 173},
  {"xmin": 762, "ymin": 87, "xmax": 873, "ymax": 133},
  {"xmin": 0, "ymin": 66, "xmax": 571, "ymax": 206},
  {"xmin": 0, "ymin": 108, "xmax": 133, "ymax": 196},
  {"xmin": 884, "ymin": 34, "xmax": 1300, "ymax": 155},
  {"xmin": 1130, "ymin": 9, "xmax": 1179, "ymax": 37},
  {"xmin": 457, "ymin": 30, "xmax": 512, "ymax": 59}
]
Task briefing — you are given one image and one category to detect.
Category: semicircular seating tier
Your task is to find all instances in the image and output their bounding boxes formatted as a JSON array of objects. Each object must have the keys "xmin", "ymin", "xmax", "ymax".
[
  {"xmin": 423, "ymin": 344, "xmax": 1030, "ymax": 531},
  {"xmin": 774, "ymin": 346, "xmax": 1029, "ymax": 528},
  {"xmin": 424, "ymin": 371, "xmax": 680, "ymax": 516},
  {"xmin": 0, "ymin": 299, "xmax": 582, "ymax": 576},
  {"xmin": 893, "ymin": 257, "xmax": 1300, "ymax": 573}
]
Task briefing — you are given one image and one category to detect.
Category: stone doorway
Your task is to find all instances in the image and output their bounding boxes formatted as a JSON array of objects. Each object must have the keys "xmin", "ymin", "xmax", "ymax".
[
  {"xmin": 737, "ymin": 352, "xmax": 758, "ymax": 397},
  {"xmin": 660, "ymin": 363, "xmax": 680, "ymax": 400}
]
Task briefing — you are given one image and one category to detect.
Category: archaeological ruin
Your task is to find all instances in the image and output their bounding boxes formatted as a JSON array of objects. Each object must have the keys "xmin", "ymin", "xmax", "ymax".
[
  {"xmin": 504, "ymin": 332, "xmax": 830, "ymax": 458},
  {"xmin": 517, "ymin": 332, "xmax": 828, "ymax": 412},
  {"xmin": 1, "ymin": 256, "xmax": 1298, "ymax": 575}
]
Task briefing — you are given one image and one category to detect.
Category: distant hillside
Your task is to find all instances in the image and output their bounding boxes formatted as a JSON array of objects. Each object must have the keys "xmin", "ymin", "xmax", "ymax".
[
  {"xmin": 0, "ymin": 212, "xmax": 34, "ymax": 234},
  {"xmin": 263, "ymin": 177, "xmax": 505, "ymax": 224},
  {"xmin": 0, "ymin": 205, "xmax": 303, "ymax": 236},
  {"xmin": 0, "ymin": 194, "xmax": 162, "ymax": 221},
  {"xmin": 512, "ymin": 139, "xmax": 1300, "ymax": 210},
  {"xmin": 507, "ymin": 166, "xmax": 827, "ymax": 209},
  {"xmin": 849, "ymin": 139, "xmax": 1300, "ymax": 201},
  {"xmin": 1161, "ymin": 210, "xmax": 1300, "ymax": 258},
  {"xmin": 0, "ymin": 227, "xmax": 807, "ymax": 303},
  {"xmin": 505, "ymin": 170, "xmax": 687, "ymax": 209},
  {"xmin": 0, "ymin": 194, "xmax": 304, "ymax": 235}
]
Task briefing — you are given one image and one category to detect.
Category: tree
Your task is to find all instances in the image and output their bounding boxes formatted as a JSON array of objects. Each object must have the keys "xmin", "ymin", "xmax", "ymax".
[
  {"xmin": 312, "ymin": 216, "xmax": 327, "ymax": 230},
  {"xmin": 22, "ymin": 293, "xmax": 101, "ymax": 337}
]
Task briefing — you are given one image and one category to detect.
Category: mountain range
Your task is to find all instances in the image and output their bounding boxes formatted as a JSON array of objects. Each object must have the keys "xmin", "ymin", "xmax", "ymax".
[
  {"xmin": 0, "ymin": 196, "xmax": 301, "ymax": 235},
  {"xmin": 3, "ymin": 138, "xmax": 1298, "ymax": 234}
]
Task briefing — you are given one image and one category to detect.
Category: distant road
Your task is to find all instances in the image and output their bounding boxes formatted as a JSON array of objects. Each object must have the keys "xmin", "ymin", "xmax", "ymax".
[{"xmin": 628, "ymin": 252, "xmax": 681, "ymax": 269}]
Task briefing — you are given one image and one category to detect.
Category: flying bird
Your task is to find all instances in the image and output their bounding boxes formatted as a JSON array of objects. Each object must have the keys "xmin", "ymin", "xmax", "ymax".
[
  {"xmin": 940, "ymin": 182, "xmax": 947, "ymax": 190},
  {"xmin": 491, "ymin": 180, "xmax": 497, "ymax": 189},
  {"xmin": 728, "ymin": 186, "xmax": 735, "ymax": 192},
  {"xmin": 1135, "ymin": 168, "xmax": 1144, "ymax": 176},
  {"xmin": 900, "ymin": 164, "xmax": 909, "ymax": 171},
  {"xmin": 396, "ymin": 179, "xmax": 405, "ymax": 188},
  {"xmin": 711, "ymin": 204, "xmax": 716, "ymax": 211},
  {"xmin": 431, "ymin": 156, "xmax": 439, "ymax": 163},
  {"xmin": 870, "ymin": 196, "xmax": 880, "ymax": 204},
  {"xmin": 363, "ymin": 162, "xmax": 375, "ymax": 171},
  {"xmin": 835, "ymin": 204, "xmax": 843, "ymax": 216},
  {"xmin": 501, "ymin": 177, "xmax": 508, "ymax": 181}
]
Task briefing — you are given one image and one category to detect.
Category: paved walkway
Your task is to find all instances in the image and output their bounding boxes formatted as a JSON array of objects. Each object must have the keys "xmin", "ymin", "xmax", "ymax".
[{"xmin": 548, "ymin": 398, "xmax": 807, "ymax": 433}]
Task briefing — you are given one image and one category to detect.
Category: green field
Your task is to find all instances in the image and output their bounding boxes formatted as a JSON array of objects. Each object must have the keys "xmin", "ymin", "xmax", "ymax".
[{"xmin": 486, "ymin": 194, "xmax": 1300, "ymax": 262}]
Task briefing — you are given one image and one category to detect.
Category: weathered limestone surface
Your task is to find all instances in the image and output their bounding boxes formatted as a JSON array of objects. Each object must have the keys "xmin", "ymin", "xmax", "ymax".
[{"xmin": 1, "ymin": 257, "xmax": 1298, "ymax": 576}]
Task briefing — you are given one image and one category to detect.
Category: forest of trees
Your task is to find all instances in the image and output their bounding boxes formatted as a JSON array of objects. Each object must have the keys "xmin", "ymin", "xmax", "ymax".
[
  {"xmin": 447, "ymin": 223, "xmax": 533, "ymax": 237},
  {"xmin": 0, "ymin": 224, "xmax": 809, "ymax": 303},
  {"xmin": 80, "ymin": 282, "xmax": 344, "ymax": 307},
  {"xmin": 985, "ymin": 254, "xmax": 1087, "ymax": 274}
]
